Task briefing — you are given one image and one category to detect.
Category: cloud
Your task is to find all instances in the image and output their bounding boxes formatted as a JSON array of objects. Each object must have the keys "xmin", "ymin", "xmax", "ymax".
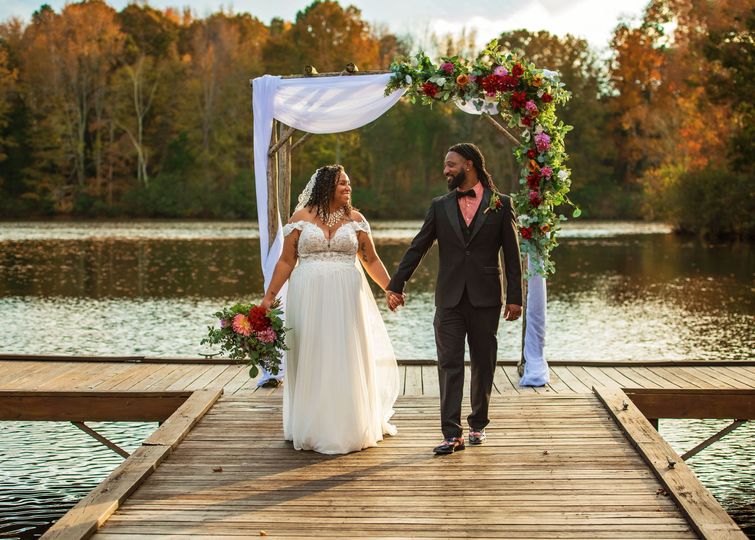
[{"xmin": 428, "ymin": 0, "xmax": 648, "ymax": 50}]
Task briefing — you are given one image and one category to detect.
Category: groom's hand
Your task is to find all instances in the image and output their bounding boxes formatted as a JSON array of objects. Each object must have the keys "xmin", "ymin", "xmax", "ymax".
[
  {"xmin": 503, "ymin": 304, "xmax": 522, "ymax": 321},
  {"xmin": 386, "ymin": 290, "xmax": 405, "ymax": 312}
]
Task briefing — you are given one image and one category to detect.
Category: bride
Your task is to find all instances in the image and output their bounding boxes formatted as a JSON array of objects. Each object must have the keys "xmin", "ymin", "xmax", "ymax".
[{"xmin": 261, "ymin": 164, "xmax": 401, "ymax": 454}]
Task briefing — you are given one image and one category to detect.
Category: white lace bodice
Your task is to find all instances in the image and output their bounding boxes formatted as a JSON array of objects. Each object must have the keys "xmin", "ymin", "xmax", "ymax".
[{"xmin": 283, "ymin": 220, "xmax": 370, "ymax": 265}]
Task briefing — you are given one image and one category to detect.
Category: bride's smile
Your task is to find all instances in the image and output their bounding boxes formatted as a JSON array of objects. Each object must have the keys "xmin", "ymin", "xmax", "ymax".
[{"xmin": 331, "ymin": 171, "xmax": 352, "ymax": 210}]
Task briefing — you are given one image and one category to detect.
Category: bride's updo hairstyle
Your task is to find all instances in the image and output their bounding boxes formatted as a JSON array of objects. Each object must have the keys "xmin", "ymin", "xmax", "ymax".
[{"xmin": 304, "ymin": 164, "xmax": 354, "ymax": 224}]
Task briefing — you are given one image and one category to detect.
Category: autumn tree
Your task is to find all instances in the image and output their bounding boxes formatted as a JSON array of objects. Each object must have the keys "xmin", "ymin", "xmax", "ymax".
[
  {"xmin": 19, "ymin": 1, "xmax": 124, "ymax": 209},
  {"xmin": 115, "ymin": 4, "xmax": 180, "ymax": 188},
  {"xmin": 263, "ymin": 1, "xmax": 381, "ymax": 74}
]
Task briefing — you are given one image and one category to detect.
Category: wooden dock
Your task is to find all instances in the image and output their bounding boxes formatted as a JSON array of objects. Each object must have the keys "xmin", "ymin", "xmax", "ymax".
[{"xmin": 0, "ymin": 356, "xmax": 751, "ymax": 539}]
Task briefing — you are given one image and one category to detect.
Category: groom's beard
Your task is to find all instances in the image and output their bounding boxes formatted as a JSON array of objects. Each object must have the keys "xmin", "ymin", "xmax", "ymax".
[{"xmin": 446, "ymin": 170, "xmax": 466, "ymax": 191}]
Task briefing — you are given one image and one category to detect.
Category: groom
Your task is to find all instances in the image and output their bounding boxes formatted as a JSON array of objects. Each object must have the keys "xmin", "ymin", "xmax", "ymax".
[{"xmin": 387, "ymin": 142, "xmax": 522, "ymax": 455}]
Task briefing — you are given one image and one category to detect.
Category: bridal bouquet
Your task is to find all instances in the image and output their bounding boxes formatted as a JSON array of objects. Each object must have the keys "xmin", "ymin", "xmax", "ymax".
[{"xmin": 201, "ymin": 300, "xmax": 287, "ymax": 378}]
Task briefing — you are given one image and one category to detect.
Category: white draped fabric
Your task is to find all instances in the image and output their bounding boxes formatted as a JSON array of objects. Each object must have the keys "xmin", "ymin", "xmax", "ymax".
[
  {"xmin": 519, "ymin": 256, "xmax": 549, "ymax": 386},
  {"xmin": 252, "ymin": 73, "xmax": 405, "ymax": 383},
  {"xmin": 252, "ymin": 72, "xmax": 549, "ymax": 387}
]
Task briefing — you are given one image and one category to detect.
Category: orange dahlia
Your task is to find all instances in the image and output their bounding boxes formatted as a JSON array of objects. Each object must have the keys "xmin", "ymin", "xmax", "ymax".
[{"xmin": 232, "ymin": 313, "xmax": 252, "ymax": 336}]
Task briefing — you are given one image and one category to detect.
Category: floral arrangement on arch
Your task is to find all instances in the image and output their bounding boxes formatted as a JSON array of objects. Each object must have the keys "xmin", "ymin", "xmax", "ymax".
[
  {"xmin": 385, "ymin": 40, "xmax": 580, "ymax": 277},
  {"xmin": 201, "ymin": 300, "xmax": 288, "ymax": 378}
]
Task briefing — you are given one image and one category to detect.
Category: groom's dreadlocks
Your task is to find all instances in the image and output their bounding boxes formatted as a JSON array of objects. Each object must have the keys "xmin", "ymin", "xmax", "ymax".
[
  {"xmin": 305, "ymin": 164, "xmax": 353, "ymax": 222},
  {"xmin": 448, "ymin": 143, "xmax": 499, "ymax": 193}
]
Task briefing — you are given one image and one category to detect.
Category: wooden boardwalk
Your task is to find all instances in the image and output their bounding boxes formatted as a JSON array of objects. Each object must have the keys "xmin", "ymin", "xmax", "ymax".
[
  {"xmin": 0, "ymin": 356, "xmax": 750, "ymax": 539},
  {"xmin": 1, "ymin": 357, "xmax": 754, "ymax": 396},
  {"xmin": 93, "ymin": 394, "xmax": 701, "ymax": 539}
]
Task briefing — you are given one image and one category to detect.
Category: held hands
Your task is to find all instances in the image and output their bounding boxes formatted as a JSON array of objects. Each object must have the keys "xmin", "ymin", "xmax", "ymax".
[
  {"xmin": 503, "ymin": 304, "xmax": 522, "ymax": 321},
  {"xmin": 385, "ymin": 290, "xmax": 406, "ymax": 312}
]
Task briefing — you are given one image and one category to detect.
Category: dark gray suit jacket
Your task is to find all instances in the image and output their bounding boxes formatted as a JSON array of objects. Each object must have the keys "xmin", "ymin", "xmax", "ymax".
[{"xmin": 388, "ymin": 188, "xmax": 523, "ymax": 308}]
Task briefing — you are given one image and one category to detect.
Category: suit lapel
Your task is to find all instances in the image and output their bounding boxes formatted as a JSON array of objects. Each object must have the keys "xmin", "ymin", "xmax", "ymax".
[
  {"xmin": 467, "ymin": 188, "xmax": 491, "ymax": 245},
  {"xmin": 443, "ymin": 194, "xmax": 466, "ymax": 247}
]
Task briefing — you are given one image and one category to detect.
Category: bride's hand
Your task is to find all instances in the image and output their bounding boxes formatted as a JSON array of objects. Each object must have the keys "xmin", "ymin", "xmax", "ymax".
[{"xmin": 260, "ymin": 295, "xmax": 274, "ymax": 310}]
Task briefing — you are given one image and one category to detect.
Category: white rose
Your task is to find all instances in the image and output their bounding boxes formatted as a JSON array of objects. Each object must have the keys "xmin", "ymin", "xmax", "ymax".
[
  {"xmin": 558, "ymin": 170, "xmax": 569, "ymax": 181},
  {"xmin": 437, "ymin": 77, "xmax": 446, "ymax": 87},
  {"xmin": 405, "ymin": 75, "xmax": 412, "ymax": 84}
]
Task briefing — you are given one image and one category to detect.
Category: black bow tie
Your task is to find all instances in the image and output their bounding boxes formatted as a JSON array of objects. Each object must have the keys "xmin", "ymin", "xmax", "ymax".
[{"xmin": 456, "ymin": 189, "xmax": 476, "ymax": 199}]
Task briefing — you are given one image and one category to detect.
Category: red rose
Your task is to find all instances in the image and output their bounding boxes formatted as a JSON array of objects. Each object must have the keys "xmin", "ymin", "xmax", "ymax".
[
  {"xmin": 521, "ymin": 116, "xmax": 532, "ymax": 126},
  {"xmin": 481, "ymin": 74, "xmax": 499, "ymax": 94},
  {"xmin": 526, "ymin": 172, "xmax": 540, "ymax": 189},
  {"xmin": 542, "ymin": 93, "xmax": 553, "ymax": 103},
  {"xmin": 520, "ymin": 226, "xmax": 533, "ymax": 239},
  {"xmin": 499, "ymin": 74, "xmax": 519, "ymax": 91},
  {"xmin": 527, "ymin": 149, "xmax": 537, "ymax": 159},
  {"xmin": 510, "ymin": 91, "xmax": 527, "ymax": 111},
  {"xmin": 511, "ymin": 63, "xmax": 524, "ymax": 77},
  {"xmin": 248, "ymin": 305, "xmax": 271, "ymax": 332},
  {"xmin": 421, "ymin": 82, "xmax": 440, "ymax": 98}
]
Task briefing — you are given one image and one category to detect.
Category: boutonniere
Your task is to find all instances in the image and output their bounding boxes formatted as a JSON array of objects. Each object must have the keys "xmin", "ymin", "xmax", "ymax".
[{"xmin": 484, "ymin": 192, "xmax": 504, "ymax": 214}]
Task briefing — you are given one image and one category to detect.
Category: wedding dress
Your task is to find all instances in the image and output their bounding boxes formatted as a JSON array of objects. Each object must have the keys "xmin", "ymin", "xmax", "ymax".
[{"xmin": 282, "ymin": 219, "xmax": 399, "ymax": 454}]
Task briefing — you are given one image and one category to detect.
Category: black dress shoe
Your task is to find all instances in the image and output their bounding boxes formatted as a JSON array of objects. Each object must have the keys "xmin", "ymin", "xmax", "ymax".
[
  {"xmin": 468, "ymin": 428, "xmax": 486, "ymax": 445},
  {"xmin": 433, "ymin": 437, "xmax": 465, "ymax": 454}
]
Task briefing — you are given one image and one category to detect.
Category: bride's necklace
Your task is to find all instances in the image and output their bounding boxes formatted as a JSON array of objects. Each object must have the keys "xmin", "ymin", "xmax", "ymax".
[{"xmin": 322, "ymin": 207, "xmax": 345, "ymax": 228}]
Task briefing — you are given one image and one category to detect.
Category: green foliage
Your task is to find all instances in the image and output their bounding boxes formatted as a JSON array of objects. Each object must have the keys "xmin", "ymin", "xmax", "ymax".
[
  {"xmin": 385, "ymin": 44, "xmax": 575, "ymax": 276},
  {"xmin": 0, "ymin": 0, "xmax": 749, "ymax": 240},
  {"xmin": 669, "ymin": 167, "xmax": 754, "ymax": 239}
]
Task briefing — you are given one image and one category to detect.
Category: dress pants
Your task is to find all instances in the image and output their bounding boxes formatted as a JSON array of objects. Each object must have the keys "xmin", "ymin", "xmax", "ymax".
[{"xmin": 433, "ymin": 289, "xmax": 502, "ymax": 439}]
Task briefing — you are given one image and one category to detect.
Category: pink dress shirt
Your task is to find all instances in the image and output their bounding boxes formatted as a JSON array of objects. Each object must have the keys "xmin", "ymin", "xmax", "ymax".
[{"xmin": 457, "ymin": 181, "xmax": 484, "ymax": 227}]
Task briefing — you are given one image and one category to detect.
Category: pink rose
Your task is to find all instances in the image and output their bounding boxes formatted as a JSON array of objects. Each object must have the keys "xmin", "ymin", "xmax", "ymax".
[
  {"xmin": 535, "ymin": 132, "xmax": 551, "ymax": 153},
  {"xmin": 525, "ymin": 100, "xmax": 538, "ymax": 115},
  {"xmin": 540, "ymin": 166, "xmax": 553, "ymax": 178},
  {"xmin": 493, "ymin": 66, "xmax": 508, "ymax": 77},
  {"xmin": 440, "ymin": 62, "xmax": 455, "ymax": 74}
]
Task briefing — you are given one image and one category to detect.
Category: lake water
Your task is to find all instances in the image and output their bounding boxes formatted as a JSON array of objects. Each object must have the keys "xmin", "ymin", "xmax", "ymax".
[{"xmin": 0, "ymin": 220, "xmax": 753, "ymax": 538}]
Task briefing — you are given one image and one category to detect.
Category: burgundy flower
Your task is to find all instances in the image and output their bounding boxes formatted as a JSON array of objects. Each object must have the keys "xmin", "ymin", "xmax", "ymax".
[
  {"xmin": 529, "ymin": 191, "xmax": 543, "ymax": 207},
  {"xmin": 527, "ymin": 149, "xmax": 537, "ymax": 159},
  {"xmin": 520, "ymin": 226, "xmax": 533, "ymax": 239},
  {"xmin": 248, "ymin": 306, "xmax": 271, "ymax": 332},
  {"xmin": 542, "ymin": 93, "xmax": 553, "ymax": 103},
  {"xmin": 421, "ymin": 82, "xmax": 440, "ymax": 98},
  {"xmin": 521, "ymin": 116, "xmax": 532, "ymax": 126},
  {"xmin": 499, "ymin": 74, "xmax": 519, "ymax": 91},
  {"xmin": 526, "ymin": 172, "xmax": 541, "ymax": 189},
  {"xmin": 510, "ymin": 91, "xmax": 527, "ymax": 111},
  {"xmin": 511, "ymin": 63, "xmax": 524, "ymax": 78},
  {"xmin": 481, "ymin": 74, "xmax": 499, "ymax": 94}
]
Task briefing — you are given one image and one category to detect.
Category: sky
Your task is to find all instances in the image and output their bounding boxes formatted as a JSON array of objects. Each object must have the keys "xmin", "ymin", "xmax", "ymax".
[{"xmin": 1, "ymin": 0, "xmax": 650, "ymax": 52}]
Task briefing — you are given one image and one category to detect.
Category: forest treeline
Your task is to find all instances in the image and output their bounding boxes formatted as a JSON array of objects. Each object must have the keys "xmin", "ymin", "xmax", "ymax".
[{"xmin": 0, "ymin": 0, "xmax": 751, "ymax": 237}]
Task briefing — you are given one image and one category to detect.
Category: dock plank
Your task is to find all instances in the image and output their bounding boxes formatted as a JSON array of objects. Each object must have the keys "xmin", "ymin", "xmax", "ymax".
[{"xmin": 84, "ymin": 393, "xmax": 708, "ymax": 539}]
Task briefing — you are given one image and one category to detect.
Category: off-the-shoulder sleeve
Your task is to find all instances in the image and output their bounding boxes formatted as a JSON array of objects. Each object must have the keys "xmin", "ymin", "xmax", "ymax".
[
  {"xmin": 352, "ymin": 219, "xmax": 371, "ymax": 234},
  {"xmin": 283, "ymin": 221, "xmax": 305, "ymax": 237}
]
